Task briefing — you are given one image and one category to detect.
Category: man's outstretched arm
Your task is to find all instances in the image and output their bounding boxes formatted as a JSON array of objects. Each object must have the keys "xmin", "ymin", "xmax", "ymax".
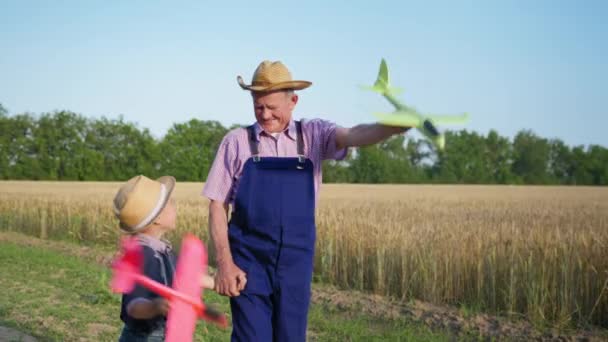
[{"xmin": 335, "ymin": 124, "xmax": 410, "ymax": 150}]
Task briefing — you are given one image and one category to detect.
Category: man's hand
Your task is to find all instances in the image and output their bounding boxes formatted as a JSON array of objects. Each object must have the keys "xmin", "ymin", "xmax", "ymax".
[{"xmin": 215, "ymin": 261, "xmax": 247, "ymax": 297}]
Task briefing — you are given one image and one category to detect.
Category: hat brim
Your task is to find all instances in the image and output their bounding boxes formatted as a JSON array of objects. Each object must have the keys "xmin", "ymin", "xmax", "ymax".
[
  {"xmin": 237, "ymin": 75, "xmax": 312, "ymax": 92},
  {"xmin": 120, "ymin": 175, "xmax": 176, "ymax": 233}
]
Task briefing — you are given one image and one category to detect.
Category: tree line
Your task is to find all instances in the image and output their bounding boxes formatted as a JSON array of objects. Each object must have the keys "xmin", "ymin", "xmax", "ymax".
[{"xmin": 1, "ymin": 105, "xmax": 606, "ymax": 185}]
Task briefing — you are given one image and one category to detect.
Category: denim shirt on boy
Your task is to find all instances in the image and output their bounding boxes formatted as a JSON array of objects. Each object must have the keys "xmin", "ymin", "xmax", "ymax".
[{"xmin": 119, "ymin": 234, "xmax": 177, "ymax": 334}]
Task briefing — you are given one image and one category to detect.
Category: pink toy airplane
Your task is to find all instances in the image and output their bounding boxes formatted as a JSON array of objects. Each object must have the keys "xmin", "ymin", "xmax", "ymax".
[{"xmin": 110, "ymin": 234, "xmax": 228, "ymax": 342}]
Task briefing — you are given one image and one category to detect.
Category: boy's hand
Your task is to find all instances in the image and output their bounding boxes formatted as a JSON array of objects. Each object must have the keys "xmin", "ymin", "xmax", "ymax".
[
  {"xmin": 215, "ymin": 261, "xmax": 247, "ymax": 297},
  {"xmin": 152, "ymin": 297, "xmax": 170, "ymax": 316},
  {"xmin": 201, "ymin": 274, "xmax": 216, "ymax": 289}
]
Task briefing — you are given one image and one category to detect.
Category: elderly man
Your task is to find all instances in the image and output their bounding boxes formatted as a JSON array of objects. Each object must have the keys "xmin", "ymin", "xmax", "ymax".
[{"xmin": 203, "ymin": 60, "xmax": 408, "ymax": 341}]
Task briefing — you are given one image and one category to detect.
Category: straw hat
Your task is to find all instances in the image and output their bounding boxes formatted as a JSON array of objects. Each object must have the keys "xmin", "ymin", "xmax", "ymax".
[
  {"xmin": 237, "ymin": 60, "xmax": 312, "ymax": 92},
  {"xmin": 113, "ymin": 175, "xmax": 176, "ymax": 233}
]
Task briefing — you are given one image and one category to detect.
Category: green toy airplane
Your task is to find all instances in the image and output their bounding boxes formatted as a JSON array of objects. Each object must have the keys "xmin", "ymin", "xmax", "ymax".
[{"xmin": 362, "ymin": 59, "xmax": 469, "ymax": 150}]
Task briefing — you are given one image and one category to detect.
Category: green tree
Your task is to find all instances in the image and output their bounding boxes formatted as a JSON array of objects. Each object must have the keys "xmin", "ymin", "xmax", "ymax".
[
  {"xmin": 0, "ymin": 104, "xmax": 9, "ymax": 178},
  {"xmin": 322, "ymin": 159, "xmax": 353, "ymax": 183},
  {"xmin": 569, "ymin": 146, "xmax": 593, "ymax": 185},
  {"xmin": 484, "ymin": 130, "xmax": 514, "ymax": 184},
  {"xmin": 512, "ymin": 130, "xmax": 551, "ymax": 184},
  {"xmin": 587, "ymin": 145, "xmax": 608, "ymax": 185},
  {"xmin": 86, "ymin": 116, "xmax": 160, "ymax": 180},
  {"xmin": 32, "ymin": 111, "xmax": 89, "ymax": 180},
  {"xmin": 548, "ymin": 139, "xmax": 572, "ymax": 184},
  {"xmin": 349, "ymin": 135, "xmax": 417, "ymax": 183},
  {"xmin": 158, "ymin": 119, "xmax": 228, "ymax": 181},
  {"xmin": 433, "ymin": 130, "xmax": 492, "ymax": 184},
  {"xmin": 1, "ymin": 103, "xmax": 606, "ymax": 185},
  {"xmin": 3, "ymin": 114, "xmax": 39, "ymax": 179}
]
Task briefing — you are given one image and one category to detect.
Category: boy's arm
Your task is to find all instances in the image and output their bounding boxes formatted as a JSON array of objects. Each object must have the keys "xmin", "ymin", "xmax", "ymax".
[
  {"xmin": 127, "ymin": 297, "xmax": 169, "ymax": 319},
  {"xmin": 128, "ymin": 275, "xmax": 215, "ymax": 319},
  {"xmin": 201, "ymin": 274, "xmax": 215, "ymax": 289}
]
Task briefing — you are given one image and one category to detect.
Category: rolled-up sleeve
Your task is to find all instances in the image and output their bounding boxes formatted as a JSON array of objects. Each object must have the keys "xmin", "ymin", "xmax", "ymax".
[
  {"xmin": 202, "ymin": 135, "xmax": 237, "ymax": 203},
  {"xmin": 307, "ymin": 119, "xmax": 349, "ymax": 161}
]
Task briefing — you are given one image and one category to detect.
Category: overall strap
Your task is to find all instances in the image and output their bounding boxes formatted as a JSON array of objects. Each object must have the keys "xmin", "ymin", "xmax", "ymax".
[
  {"xmin": 296, "ymin": 121, "xmax": 304, "ymax": 159},
  {"xmin": 247, "ymin": 125, "xmax": 260, "ymax": 162}
]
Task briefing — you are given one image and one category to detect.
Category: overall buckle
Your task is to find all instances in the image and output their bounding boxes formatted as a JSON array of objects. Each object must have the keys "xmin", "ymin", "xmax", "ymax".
[{"xmin": 297, "ymin": 155, "xmax": 305, "ymax": 169}]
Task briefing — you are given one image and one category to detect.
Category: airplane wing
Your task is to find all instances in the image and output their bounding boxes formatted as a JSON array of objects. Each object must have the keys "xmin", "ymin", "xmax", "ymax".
[
  {"xmin": 426, "ymin": 113, "xmax": 469, "ymax": 125},
  {"xmin": 358, "ymin": 85, "xmax": 384, "ymax": 94},
  {"xmin": 373, "ymin": 111, "xmax": 422, "ymax": 127},
  {"xmin": 165, "ymin": 234, "xmax": 205, "ymax": 342},
  {"xmin": 358, "ymin": 85, "xmax": 404, "ymax": 95},
  {"xmin": 385, "ymin": 87, "xmax": 404, "ymax": 95},
  {"xmin": 110, "ymin": 236, "xmax": 143, "ymax": 294}
]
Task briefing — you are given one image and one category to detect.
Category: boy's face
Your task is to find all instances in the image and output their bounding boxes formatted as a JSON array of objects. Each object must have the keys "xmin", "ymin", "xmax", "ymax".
[{"xmin": 156, "ymin": 197, "xmax": 177, "ymax": 231}]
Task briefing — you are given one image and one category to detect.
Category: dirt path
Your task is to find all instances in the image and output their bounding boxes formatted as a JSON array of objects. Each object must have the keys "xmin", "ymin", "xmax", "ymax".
[
  {"xmin": 0, "ymin": 325, "xmax": 38, "ymax": 342},
  {"xmin": 312, "ymin": 286, "xmax": 606, "ymax": 341}
]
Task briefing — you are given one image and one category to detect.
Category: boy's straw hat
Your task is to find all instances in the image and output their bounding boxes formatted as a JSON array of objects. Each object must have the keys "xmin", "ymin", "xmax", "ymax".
[
  {"xmin": 113, "ymin": 175, "xmax": 176, "ymax": 233},
  {"xmin": 237, "ymin": 60, "xmax": 312, "ymax": 92}
]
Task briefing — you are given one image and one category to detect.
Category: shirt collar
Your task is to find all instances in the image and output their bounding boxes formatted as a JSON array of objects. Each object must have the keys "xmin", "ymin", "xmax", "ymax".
[
  {"xmin": 136, "ymin": 233, "xmax": 173, "ymax": 253},
  {"xmin": 253, "ymin": 119, "xmax": 297, "ymax": 141}
]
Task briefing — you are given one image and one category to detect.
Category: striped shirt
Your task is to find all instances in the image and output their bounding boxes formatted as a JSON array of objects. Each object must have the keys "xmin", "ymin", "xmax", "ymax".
[{"xmin": 202, "ymin": 118, "xmax": 348, "ymax": 204}]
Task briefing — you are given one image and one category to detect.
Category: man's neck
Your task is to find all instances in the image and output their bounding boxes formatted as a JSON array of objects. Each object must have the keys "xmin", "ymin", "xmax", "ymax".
[{"xmin": 255, "ymin": 119, "xmax": 294, "ymax": 136}]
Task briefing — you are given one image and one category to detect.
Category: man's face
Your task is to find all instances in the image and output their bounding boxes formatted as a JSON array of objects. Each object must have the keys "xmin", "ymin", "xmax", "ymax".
[{"xmin": 252, "ymin": 90, "xmax": 298, "ymax": 133}]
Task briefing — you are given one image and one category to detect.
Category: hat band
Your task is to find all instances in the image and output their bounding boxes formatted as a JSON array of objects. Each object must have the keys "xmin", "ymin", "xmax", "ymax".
[
  {"xmin": 131, "ymin": 184, "xmax": 168, "ymax": 231},
  {"xmin": 252, "ymin": 81, "xmax": 275, "ymax": 86}
]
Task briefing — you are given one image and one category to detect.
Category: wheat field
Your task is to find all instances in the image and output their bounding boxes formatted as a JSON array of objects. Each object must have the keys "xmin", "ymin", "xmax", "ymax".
[{"xmin": 1, "ymin": 181, "xmax": 606, "ymax": 329}]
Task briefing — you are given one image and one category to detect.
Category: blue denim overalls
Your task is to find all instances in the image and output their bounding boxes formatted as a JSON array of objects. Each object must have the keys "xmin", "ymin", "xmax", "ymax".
[{"xmin": 228, "ymin": 121, "xmax": 315, "ymax": 341}]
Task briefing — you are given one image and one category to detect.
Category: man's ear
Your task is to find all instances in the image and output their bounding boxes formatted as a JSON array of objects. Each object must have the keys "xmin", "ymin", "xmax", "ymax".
[{"xmin": 289, "ymin": 93, "xmax": 299, "ymax": 109}]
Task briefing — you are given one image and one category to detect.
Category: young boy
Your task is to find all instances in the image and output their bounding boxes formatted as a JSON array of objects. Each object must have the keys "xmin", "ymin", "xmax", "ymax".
[{"xmin": 112, "ymin": 175, "xmax": 215, "ymax": 341}]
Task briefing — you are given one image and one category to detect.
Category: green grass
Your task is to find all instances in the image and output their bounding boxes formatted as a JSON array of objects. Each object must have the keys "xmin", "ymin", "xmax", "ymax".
[{"xmin": 0, "ymin": 238, "xmax": 454, "ymax": 341}]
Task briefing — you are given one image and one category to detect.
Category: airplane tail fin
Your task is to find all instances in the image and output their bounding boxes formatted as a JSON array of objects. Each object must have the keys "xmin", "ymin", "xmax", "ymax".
[
  {"xmin": 360, "ymin": 59, "xmax": 402, "ymax": 94},
  {"xmin": 375, "ymin": 58, "xmax": 389, "ymax": 89}
]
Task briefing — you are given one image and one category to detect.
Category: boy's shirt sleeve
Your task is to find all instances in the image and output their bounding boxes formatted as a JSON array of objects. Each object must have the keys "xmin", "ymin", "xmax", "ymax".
[{"xmin": 122, "ymin": 246, "xmax": 161, "ymax": 312}]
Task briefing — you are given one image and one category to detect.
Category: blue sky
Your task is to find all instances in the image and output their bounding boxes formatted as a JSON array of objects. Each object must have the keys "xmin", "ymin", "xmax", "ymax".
[{"xmin": 1, "ymin": 1, "xmax": 607, "ymax": 146}]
